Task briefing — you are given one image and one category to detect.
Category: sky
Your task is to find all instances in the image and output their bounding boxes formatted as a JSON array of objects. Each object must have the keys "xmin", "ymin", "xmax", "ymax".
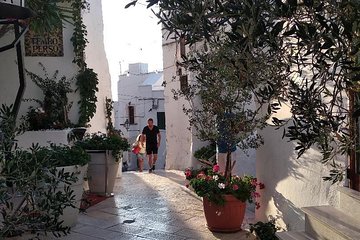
[{"xmin": 102, "ymin": 1, "xmax": 163, "ymax": 100}]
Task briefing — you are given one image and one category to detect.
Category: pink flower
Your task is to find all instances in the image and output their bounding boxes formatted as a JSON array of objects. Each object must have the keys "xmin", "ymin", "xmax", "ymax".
[
  {"xmin": 197, "ymin": 172, "xmax": 206, "ymax": 179},
  {"xmin": 185, "ymin": 169, "xmax": 192, "ymax": 178},
  {"xmin": 251, "ymin": 179, "xmax": 258, "ymax": 187},
  {"xmin": 213, "ymin": 164, "xmax": 220, "ymax": 172},
  {"xmin": 232, "ymin": 184, "xmax": 239, "ymax": 191}
]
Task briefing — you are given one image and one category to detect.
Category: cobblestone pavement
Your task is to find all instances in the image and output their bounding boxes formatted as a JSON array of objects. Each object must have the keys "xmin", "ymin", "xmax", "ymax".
[{"xmin": 13, "ymin": 170, "xmax": 256, "ymax": 240}]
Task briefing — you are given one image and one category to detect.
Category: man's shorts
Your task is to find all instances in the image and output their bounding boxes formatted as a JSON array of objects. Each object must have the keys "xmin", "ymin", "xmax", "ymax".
[{"xmin": 146, "ymin": 144, "xmax": 158, "ymax": 155}]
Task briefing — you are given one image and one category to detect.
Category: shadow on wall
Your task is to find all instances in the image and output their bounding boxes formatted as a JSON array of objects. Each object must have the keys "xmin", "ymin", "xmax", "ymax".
[
  {"xmin": 256, "ymin": 124, "xmax": 307, "ymax": 230},
  {"xmin": 257, "ymin": 119, "xmax": 343, "ymax": 231},
  {"xmin": 272, "ymin": 191, "xmax": 305, "ymax": 231}
]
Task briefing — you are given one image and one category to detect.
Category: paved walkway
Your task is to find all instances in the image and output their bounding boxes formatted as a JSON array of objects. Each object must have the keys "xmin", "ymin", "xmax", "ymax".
[{"xmin": 14, "ymin": 170, "xmax": 256, "ymax": 239}]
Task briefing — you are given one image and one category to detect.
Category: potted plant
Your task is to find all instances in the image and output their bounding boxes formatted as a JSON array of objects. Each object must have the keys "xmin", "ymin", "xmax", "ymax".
[
  {"xmin": 185, "ymin": 165, "xmax": 264, "ymax": 232},
  {"xmin": 76, "ymin": 132, "xmax": 129, "ymax": 196},
  {"xmin": 0, "ymin": 145, "xmax": 86, "ymax": 237},
  {"xmin": 24, "ymin": 62, "xmax": 74, "ymax": 131},
  {"xmin": 36, "ymin": 145, "xmax": 90, "ymax": 227},
  {"xmin": 249, "ymin": 220, "xmax": 279, "ymax": 240}
]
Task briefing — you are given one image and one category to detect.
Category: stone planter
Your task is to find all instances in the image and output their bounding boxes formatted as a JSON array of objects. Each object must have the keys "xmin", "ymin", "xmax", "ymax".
[
  {"xmin": 87, "ymin": 150, "xmax": 121, "ymax": 196},
  {"xmin": 56, "ymin": 164, "xmax": 87, "ymax": 227},
  {"xmin": 203, "ymin": 195, "xmax": 246, "ymax": 232}
]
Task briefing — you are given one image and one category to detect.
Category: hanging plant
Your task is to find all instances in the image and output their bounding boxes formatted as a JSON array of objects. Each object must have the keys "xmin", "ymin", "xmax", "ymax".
[
  {"xmin": 76, "ymin": 68, "xmax": 99, "ymax": 126},
  {"xmin": 70, "ymin": 0, "xmax": 99, "ymax": 127},
  {"xmin": 25, "ymin": 0, "xmax": 73, "ymax": 33}
]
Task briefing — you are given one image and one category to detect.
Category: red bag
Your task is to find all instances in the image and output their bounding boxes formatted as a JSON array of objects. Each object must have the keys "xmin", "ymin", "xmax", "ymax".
[{"xmin": 132, "ymin": 145, "xmax": 140, "ymax": 154}]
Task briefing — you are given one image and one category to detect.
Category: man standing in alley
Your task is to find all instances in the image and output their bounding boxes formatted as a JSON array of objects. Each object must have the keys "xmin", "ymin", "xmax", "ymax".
[{"xmin": 142, "ymin": 118, "xmax": 161, "ymax": 173}]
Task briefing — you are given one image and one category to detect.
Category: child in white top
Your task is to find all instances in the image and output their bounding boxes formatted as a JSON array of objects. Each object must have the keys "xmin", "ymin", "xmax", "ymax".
[{"xmin": 133, "ymin": 134, "xmax": 146, "ymax": 172}]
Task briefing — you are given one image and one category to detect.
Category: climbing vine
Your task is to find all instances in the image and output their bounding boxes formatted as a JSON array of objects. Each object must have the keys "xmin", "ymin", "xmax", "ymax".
[
  {"xmin": 105, "ymin": 97, "xmax": 114, "ymax": 134},
  {"xmin": 70, "ymin": 0, "xmax": 99, "ymax": 127}
]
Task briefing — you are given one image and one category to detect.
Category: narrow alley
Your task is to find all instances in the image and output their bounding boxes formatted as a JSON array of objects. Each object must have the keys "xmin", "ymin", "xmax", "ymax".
[{"xmin": 24, "ymin": 171, "xmax": 255, "ymax": 240}]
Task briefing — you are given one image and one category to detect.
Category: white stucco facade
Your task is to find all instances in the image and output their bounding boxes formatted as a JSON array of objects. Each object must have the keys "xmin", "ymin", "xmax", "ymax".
[
  {"xmin": 255, "ymin": 108, "xmax": 345, "ymax": 230},
  {"xmin": 162, "ymin": 39, "xmax": 194, "ymax": 170},
  {"xmin": 162, "ymin": 37, "xmax": 256, "ymax": 176},
  {"xmin": 83, "ymin": 0, "xmax": 112, "ymax": 133},
  {"xmin": 0, "ymin": 1, "xmax": 112, "ymax": 145},
  {"xmin": 114, "ymin": 63, "xmax": 166, "ymax": 170},
  {"xmin": 0, "ymin": 5, "xmax": 78, "ymax": 124}
]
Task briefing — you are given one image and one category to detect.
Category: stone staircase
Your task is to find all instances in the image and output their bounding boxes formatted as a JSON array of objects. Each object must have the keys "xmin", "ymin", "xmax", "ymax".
[{"xmin": 277, "ymin": 187, "xmax": 360, "ymax": 240}]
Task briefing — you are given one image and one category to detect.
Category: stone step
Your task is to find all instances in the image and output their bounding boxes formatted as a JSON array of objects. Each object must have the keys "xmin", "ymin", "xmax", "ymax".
[
  {"xmin": 276, "ymin": 231, "xmax": 315, "ymax": 240},
  {"xmin": 303, "ymin": 205, "xmax": 360, "ymax": 240},
  {"xmin": 338, "ymin": 187, "xmax": 360, "ymax": 220}
]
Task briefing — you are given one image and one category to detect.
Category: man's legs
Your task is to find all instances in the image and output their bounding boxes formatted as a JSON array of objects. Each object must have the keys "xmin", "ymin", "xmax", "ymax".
[
  {"xmin": 152, "ymin": 154, "xmax": 158, "ymax": 170},
  {"xmin": 147, "ymin": 154, "xmax": 153, "ymax": 172}
]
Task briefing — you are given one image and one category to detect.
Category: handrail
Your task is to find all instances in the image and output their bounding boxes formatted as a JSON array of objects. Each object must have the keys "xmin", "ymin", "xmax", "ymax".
[{"xmin": 0, "ymin": 20, "xmax": 28, "ymax": 53}]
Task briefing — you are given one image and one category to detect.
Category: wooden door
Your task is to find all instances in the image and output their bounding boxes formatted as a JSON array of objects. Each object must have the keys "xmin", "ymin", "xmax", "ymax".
[{"xmin": 349, "ymin": 93, "xmax": 360, "ymax": 191}]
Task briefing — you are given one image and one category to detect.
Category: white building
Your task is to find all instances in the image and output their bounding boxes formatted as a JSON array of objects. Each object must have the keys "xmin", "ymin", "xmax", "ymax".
[
  {"xmin": 161, "ymin": 30, "xmax": 356, "ymax": 237},
  {"xmin": 162, "ymin": 36, "xmax": 256, "ymax": 176},
  {"xmin": 0, "ymin": 0, "xmax": 112, "ymax": 135},
  {"xmin": 115, "ymin": 63, "xmax": 166, "ymax": 171}
]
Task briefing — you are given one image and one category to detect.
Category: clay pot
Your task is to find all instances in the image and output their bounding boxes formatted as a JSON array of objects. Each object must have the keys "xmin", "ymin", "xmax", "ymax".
[{"xmin": 203, "ymin": 195, "xmax": 246, "ymax": 232}]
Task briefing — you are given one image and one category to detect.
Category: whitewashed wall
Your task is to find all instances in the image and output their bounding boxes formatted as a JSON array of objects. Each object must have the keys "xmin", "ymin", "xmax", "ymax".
[
  {"xmin": 256, "ymin": 107, "xmax": 344, "ymax": 230},
  {"xmin": 162, "ymin": 39, "xmax": 194, "ymax": 170},
  {"xmin": 83, "ymin": 0, "xmax": 112, "ymax": 133},
  {"xmin": 162, "ymin": 37, "xmax": 256, "ymax": 174},
  {"xmin": 1, "ymin": 0, "xmax": 112, "ymax": 148},
  {"xmin": 0, "ymin": 21, "xmax": 79, "ymax": 125}
]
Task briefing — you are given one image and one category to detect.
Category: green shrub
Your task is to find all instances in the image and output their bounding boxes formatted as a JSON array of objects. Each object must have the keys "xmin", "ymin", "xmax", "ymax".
[
  {"xmin": 76, "ymin": 132, "xmax": 130, "ymax": 160},
  {"xmin": 37, "ymin": 145, "xmax": 90, "ymax": 167},
  {"xmin": 249, "ymin": 220, "xmax": 279, "ymax": 240}
]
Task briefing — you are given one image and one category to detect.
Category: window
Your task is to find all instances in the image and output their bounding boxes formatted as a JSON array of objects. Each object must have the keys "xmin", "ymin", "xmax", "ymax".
[
  {"xmin": 128, "ymin": 106, "xmax": 135, "ymax": 124},
  {"xmin": 157, "ymin": 112, "xmax": 166, "ymax": 130}
]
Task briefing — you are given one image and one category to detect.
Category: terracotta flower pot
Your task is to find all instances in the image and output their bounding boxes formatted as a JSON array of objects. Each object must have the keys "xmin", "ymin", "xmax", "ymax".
[{"xmin": 203, "ymin": 195, "xmax": 246, "ymax": 232}]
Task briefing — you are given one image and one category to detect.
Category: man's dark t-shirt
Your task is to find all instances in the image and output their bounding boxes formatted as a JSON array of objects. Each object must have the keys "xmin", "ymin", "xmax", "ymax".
[{"xmin": 142, "ymin": 125, "xmax": 160, "ymax": 145}]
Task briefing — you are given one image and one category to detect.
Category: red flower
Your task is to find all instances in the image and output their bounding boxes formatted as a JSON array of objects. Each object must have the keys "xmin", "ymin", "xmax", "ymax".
[
  {"xmin": 255, "ymin": 202, "xmax": 261, "ymax": 209},
  {"xmin": 258, "ymin": 182, "xmax": 265, "ymax": 189},
  {"xmin": 206, "ymin": 176, "xmax": 212, "ymax": 181},
  {"xmin": 185, "ymin": 169, "xmax": 192, "ymax": 178},
  {"xmin": 232, "ymin": 184, "xmax": 239, "ymax": 191},
  {"xmin": 213, "ymin": 164, "xmax": 220, "ymax": 173},
  {"xmin": 185, "ymin": 184, "xmax": 189, "ymax": 188}
]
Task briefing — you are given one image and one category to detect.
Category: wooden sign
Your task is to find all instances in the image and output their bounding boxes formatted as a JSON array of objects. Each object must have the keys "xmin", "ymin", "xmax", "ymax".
[{"xmin": 25, "ymin": 27, "xmax": 64, "ymax": 57}]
